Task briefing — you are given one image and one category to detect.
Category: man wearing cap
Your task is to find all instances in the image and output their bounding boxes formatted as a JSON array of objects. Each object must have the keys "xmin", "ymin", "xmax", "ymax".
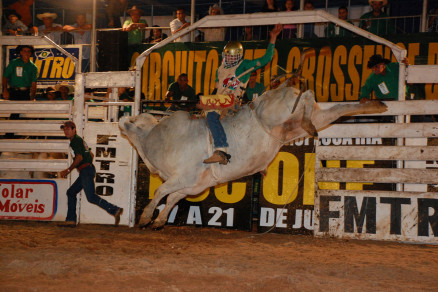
[
  {"xmin": 2, "ymin": 45, "xmax": 38, "ymax": 101},
  {"xmin": 59, "ymin": 121, "xmax": 123, "ymax": 227},
  {"xmin": 359, "ymin": 54, "xmax": 408, "ymax": 103},
  {"xmin": 123, "ymin": 6, "xmax": 148, "ymax": 45},
  {"xmin": 36, "ymin": 12, "xmax": 63, "ymax": 43},
  {"xmin": 3, "ymin": 12, "xmax": 28, "ymax": 35},
  {"xmin": 360, "ymin": 0, "xmax": 394, "ymax": 36}
]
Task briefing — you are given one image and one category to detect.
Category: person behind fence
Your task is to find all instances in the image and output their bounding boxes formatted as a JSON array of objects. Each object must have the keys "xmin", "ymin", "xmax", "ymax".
[
  {"xmin": 170, "ymin": 7, "xmax": 191, "ymax": 42},
  {"xmin": 243, "ymin": 71, "xmax": 265, "ymax": 103},
  {"xmin": 282, "ymin": 0, "xmax": 297, "ymax": 39},
  {"xmin": 55, "ymin": 82, "xmax": 75, "ymax": 100},
  {"xmin": 359, "ymin": 0, "xmax": 394, "ymax": 36},
  {"xmin": 359, "ymin": 54, "xmax": 409, "ymax": 104},
  {"xmin": 202, "ymin": 4, "xmax": 226, "ymax": 42},
  {"xmin": 63, "ymin": 13, "xmax": 92, "ymax": 72},
  {"xmin": 3, "ymin": 11, "xmax": 28, "ymax": 35},
  {"xmin": 303, "ymin": 0, "xmax": 317, "ymax": 38},
  {"xmin": 325, "ymin": 6, "xmax": 352, "ymax": 37},
  {"xmin": 201, "ymin": 24, "xmax": 283, "ymax": 165},
  {"xmin": 2, "ymin": 45, "xmax": 37, "ymax": 101},
  {"xmin": 145, "ymin": 25, "xmax": 168, "ymax": 43},
  {"xmin": 123, "ymin": 6, "xmax": 148, "ymax": 45},
  {"xmin": 106, "ymin": 0, "xmax": 128, "ymax": 28},
  {"xmin": 8, "ymin": 0, "xmax": 34, "ymax": 28},
  {"xmin": 36, "ymin": 12, "xmax": 63, "ymax": 43},
  {"xmin": 428, "ymin": 7, "xmax": 438, "ymax": 32},
  {"xmin": 59, "ymin": 121, "xmax": 123, "ymax": 227},
  {"xmin": 165, "ymin": 73, "xmax": 197, "ymax": 111}
]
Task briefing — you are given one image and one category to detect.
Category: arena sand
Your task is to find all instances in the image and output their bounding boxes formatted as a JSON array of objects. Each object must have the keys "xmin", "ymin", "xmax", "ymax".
[{"xmin": 1, "ymin": 221, "xmax": 437, "ymax": 291}]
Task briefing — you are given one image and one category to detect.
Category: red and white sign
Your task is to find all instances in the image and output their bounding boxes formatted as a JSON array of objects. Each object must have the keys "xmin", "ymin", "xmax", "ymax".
[{"xmin": 0, "ymin": 180, "xmax": 57, "ymax": 220}]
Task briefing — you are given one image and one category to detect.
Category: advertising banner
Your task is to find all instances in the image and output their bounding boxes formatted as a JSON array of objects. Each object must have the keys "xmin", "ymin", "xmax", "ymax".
[
  {"xmin": 131, "ymin": 33, "xmax": 438, "ymax": 102},
  {"xmin": 81, "ymin": 122, "xmax": 134, "ymax": 226},
  {"xmin": 138, "ymin": 168, "xmax": 253, "ymax": 230},
  {"xmin": 0, "ymin": 179, "xmax": 70, "ymax": 222},
  {"xmin": 7, "ymin": 45, "xmax": 81, "ymax": 86}
]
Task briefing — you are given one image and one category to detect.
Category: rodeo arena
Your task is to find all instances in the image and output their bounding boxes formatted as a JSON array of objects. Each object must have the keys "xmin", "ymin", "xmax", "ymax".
[{"xmin": 1, "ymin": 0, "xmax": 438, "ymax": 290}]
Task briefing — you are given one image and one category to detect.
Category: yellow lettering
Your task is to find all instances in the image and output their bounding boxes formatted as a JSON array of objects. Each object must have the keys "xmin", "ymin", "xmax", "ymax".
[
  {"xmin": 142, "ymin": 56, "xmax": 149, "ymax": 99},
  {"xmin": 62, "ymin": 58, "xmax": 74, "ymax": 78},
  {"xmin": 331, "ymin": 45, "xmax": 347, "ymax": 101},
  {"xmin": 214, "ymin": 182, "xmax": 246, "ymax": 204},
  {"xmin": 407, "ymin": 43, "xmax": 420, "ymax": 65},
  {"xmin": 204, "ymin": 50, "xmax": 219, "ymax": 95},
  {"xmin": 49, "ymin": 57, "xmax": 64, "ymax": 78},
  {"xmin": 175, "ymin": 51, "xmax": 182, "ymax": 81},
  {"xmin": 302, "ymin": 48, "xmax": 316, "ymax": 93},
  {"xmin": 41, "ymin": 57, "xmax": 53, "ymax": 78},
  {"xmin": 345, "ymin": 45, "xmax": 362, "ymax": 101},
  {"xmin": 425, "ymin": 43, "xmax": 438, "ymax": 99},
  {"xmin": 303, "ymin": 153, "xmax": 315, "ymax": 205},
  {"xmin": 263, "ymin": 152, "xmax": 299, "ymax": 205},
  {"xmin": 185, "ymin": 189, "xmax": 210, "ymax": 202},
  {"xmin": 194, "ymin": 51, "xmax": 207, "ymax": 94},
  {"xmin": 148, "ymin": 52, "xmax": 162, "ymax": 99},
  {"xmin": 318, "ymin": 160, "xmax": 340, "ymax": 190},
  {"xmin": 316, "ymin": 47, "xmax": 332, "ymax": 102},
  {"xmin": 346, "ymin": 160, "xmax": 374, "ymax": 190},
  {"xmin": 162, "ymin": 51, "xmax": 175, "ymax": 99},
  {"xmin": 187, "ymin": 51, "xmax": 195, "ymax": 87}
]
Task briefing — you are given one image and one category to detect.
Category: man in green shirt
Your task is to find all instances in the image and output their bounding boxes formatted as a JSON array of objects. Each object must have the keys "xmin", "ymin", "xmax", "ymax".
[
  {"xmin": 59, "ymin": 121, "xmax": 123, "ymax": 227},
  {"xmin": 360, "ymin": 54, "xmax": 408, "ymax": 103},
  {"xmin": 2, "ymin": 45, "xmax": 38, "ymax": 100},
  {"xmin": 165, "ymin": 73, "xmax": 197, "ymax": 111},
  {"xmin": 359, "ymin": 0, "xmax": 394, "ymax": 36},
  {"xmin": 243, "ymin": 71, "xmax": 265, "ymax": 103},
  {"xmin": 122, "ymin": 6, "xmax": 148, "ymax": 45}
]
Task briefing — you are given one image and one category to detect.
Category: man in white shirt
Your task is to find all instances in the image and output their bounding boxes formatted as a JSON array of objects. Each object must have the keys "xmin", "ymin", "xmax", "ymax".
[{"xmin": 170, "ymin": 7, "xmax": 191, "ymax": 42}]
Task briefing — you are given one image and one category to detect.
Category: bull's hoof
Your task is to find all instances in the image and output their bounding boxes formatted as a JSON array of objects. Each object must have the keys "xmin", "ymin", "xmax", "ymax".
[
  {"xmin": 151, "ymin": 220, "xmax": 166, "ymax": 230},
  {"xmin": 151, "ymin": 224, "xmax": 164, "ymax": 231}
]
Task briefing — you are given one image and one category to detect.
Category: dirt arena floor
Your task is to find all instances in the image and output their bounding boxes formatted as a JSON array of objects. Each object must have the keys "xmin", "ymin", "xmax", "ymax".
[{"xmin": 1, "ymin": 221, "xmax": 437, "ymax": 292}]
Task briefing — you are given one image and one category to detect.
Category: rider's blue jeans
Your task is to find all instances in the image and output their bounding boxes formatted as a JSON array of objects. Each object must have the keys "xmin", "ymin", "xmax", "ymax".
[{"xmin": 206, "ymin": 111, "xmax": 229, "ymax": 148}]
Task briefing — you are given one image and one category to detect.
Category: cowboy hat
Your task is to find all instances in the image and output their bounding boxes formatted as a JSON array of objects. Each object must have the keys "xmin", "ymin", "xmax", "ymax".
[
  {"xmin": 55, "ymin": 82, "xmax": 75, "ymax": 95},
  {"xmin": 37, "ymin": 12, "xmax": 57, "ymax": 20},
  {"xmin": 369, "ymin": 0, "xmax": 388, "ymax": 6},
  {"xmin": 209, "ymin": 4, "xmax": 223, "ymax": 15},
  {"xmin": 127, "ymin": 6, "xmax": 144, "ymax": 14},
  {"xmin": 367, "ymin": 54, "xmax": 390, "ymax": 68}
]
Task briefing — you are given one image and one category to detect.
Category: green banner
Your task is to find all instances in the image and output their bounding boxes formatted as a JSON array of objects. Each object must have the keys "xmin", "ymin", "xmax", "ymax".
[{"xmin": 130, "ymin": 33, "xmax": 438, "ymax": 102}]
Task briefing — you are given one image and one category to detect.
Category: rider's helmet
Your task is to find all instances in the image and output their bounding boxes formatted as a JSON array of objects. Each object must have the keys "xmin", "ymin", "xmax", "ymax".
[{"xmin": 222, "ymin": 41, "xmax": 243, "ymax": 68}]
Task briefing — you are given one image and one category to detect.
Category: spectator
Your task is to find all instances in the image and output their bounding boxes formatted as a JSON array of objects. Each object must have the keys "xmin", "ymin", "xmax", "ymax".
[
  {"xmin": 243, "ymin": 71, "xmax": 265, "ymax": 103},
  {"xmin": 360, "ymin": 0, "xmax": 395, "ymax": 36},
  {"xmin": 39, "ymin": 87, "xmax": 57, "ymax": 101},
  {"xmin": 36, "ymin": 12, "xmax": 63, "ymax": 44},
  {"xmin": 165, "ymin": 73, "xmax": 197, "ymax": 111},
  {"xmin": 2, "ymin": 45, "xmax": 37, "ymax": 101},
  {"xmin": 240, "ymin": 26, "xmax": 259, "ymax": 41},
  {"xmin": 3, "ymin": 12, "xmax": 28, "ymax": 35},
  {"xmin": 427, "ymin": 7, "xmax": 438, "ymax": 32},
  {"xmin": 55, "ymin": 83, "xmax": 75, "ymax": 100},
  {"xmin": 325, "ymin": 6, "xmax": 353, "ymax": 37},
  {"xmin": 145, "ymin": 25, "xmax": 168, "ymax": 43},
  {"xmin": 63, "ymin": 13, "xmax": 92, "ymax": 72},
  {"xmin": 106, "ymin": 0, "xmax": 128, "ymax": 28},
  {"xmin": 7, "ymin": 0, "xmax": 34, "ymax": 27},
  {"xmin": 282, "ymin": 0, "xmax": 297, "ymax": 39},
  {"xmin": 303, "ymin": 0, "xmax": 317, "ymax": 38},
  {"xmin": 202, "ymin": 4, "xmax": 226, "ymax": 42},
  {"xmin": 261, "ymin": 0, "xmax": 279, "ymax": 12},
  {"xmin": 170, "ymin": 7, "xmax": 191, "ymax": 42},
  {"xmin": 359, "ymin": 54, "xmax": 409, "ymax": 103},
  {"xmin": 123, "ymin": 6, "xmax": 148, "ymax": 45}
]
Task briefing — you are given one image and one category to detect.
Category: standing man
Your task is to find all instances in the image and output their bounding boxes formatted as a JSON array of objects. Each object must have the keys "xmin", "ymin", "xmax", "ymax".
[
  {"xmin": 359, "ymin": 54, "xmax": 408, "ymax": 103},
  {"xmin": 165, "ymin": 73, "xmax": 197, "ymax": 111},
  {"xmin": 36, "ymin": 12, "xmax": 63, "ymax": 43},
  {"xmin": 63, "ymin": 13, "xmax": 92, "ymax": 72},
  {"xmin": 123, "ymin": 6, "xmax": 148, "ymax": 45},
  {"xmin": 2, "ymin": 45, "xmax": 38, "ymax": 100},
  {"xmin": 60, "ymin": 121, "xmax": 123, "ymax": 227},
  {"xmin": 360, "ymin": 0, "xmax": 394, "ymax": 36},
  {"xmin": 170, "ymin": 7, "xmax": 191, "ymax": 42},
  {"xmin": 202, "ymin": 24, "xmax": 282, "ymax": 165}
]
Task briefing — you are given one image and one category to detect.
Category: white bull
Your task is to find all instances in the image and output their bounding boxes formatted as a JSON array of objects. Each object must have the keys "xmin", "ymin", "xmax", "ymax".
[{"xmin": 119, "ymin": 85, "xmax": 387, "ymax": 229}]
